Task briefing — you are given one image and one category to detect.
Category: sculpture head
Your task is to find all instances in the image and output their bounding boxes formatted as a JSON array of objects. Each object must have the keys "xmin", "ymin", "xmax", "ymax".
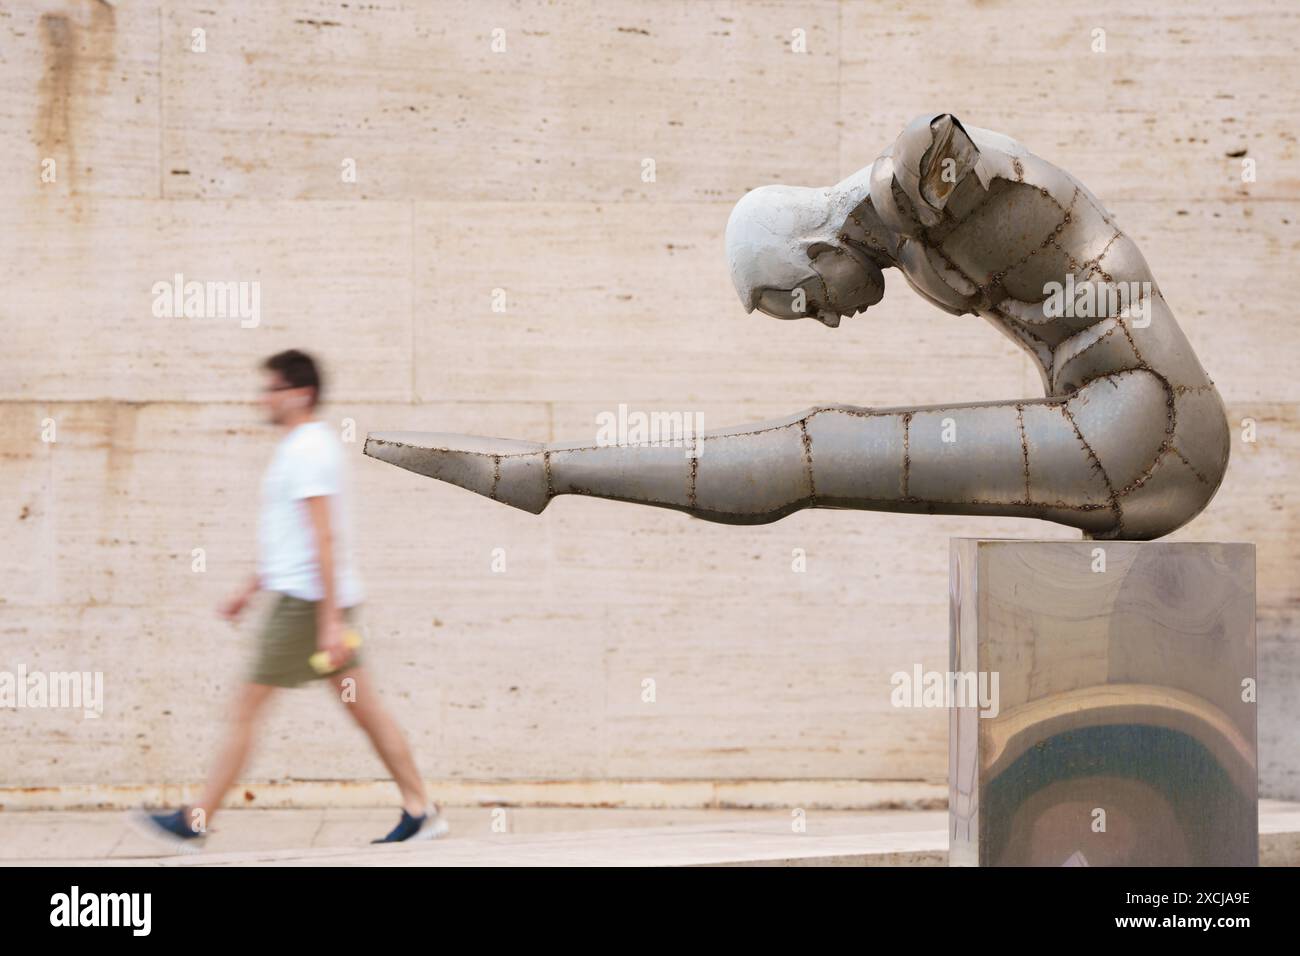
[{"xmin": 725, "ymin": 184, "xmax": 886, "ymax": 328}]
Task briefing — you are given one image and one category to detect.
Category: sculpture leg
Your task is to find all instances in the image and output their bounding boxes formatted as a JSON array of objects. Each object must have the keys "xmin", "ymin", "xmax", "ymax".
[{"xmin": 366, "ymin": 369, "xmax": 1203, "ymax": 539}]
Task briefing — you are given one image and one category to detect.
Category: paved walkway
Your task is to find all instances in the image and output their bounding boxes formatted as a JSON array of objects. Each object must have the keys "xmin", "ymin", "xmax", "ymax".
[{"xmin": 4, "ymin": 802, "xmax": 1297, "ymax": 866}]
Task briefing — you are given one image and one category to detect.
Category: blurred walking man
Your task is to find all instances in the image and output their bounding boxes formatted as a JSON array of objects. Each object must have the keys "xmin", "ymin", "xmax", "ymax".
[{"xmin": 131, "ymin": 350, "xmax": 446, "ymax": 851}]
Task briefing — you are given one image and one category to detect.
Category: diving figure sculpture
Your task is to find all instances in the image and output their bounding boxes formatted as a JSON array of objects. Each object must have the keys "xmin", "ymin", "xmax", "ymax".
[{"xmin": 366, "ymin": 114, "xmax": 1229, "ymax": 540}]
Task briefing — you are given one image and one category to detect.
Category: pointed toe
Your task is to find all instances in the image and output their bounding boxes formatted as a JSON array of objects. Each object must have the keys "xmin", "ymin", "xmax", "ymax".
[{"xmin": 364, "ymin": 432, "xmax": 550, "ymax": 514}]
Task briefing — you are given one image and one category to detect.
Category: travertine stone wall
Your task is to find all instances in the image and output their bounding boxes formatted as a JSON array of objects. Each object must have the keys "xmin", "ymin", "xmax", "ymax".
[{"xmin": 1, "ymin": 0, "xmax": 1296, "ymax": 801}]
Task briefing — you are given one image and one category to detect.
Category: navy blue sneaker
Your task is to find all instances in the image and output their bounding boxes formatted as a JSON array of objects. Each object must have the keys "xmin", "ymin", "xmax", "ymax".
[
  {"xmin": 127, "ymin": 807, "xmax": 206, "ymax": 854},
  {"xmin": 371, "ymin": 807, "xmax": 450, "ymax": 844}
]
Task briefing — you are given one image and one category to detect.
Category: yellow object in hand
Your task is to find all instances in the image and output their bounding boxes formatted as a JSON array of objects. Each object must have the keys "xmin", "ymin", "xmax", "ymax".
[{"xmin": 309, "ymin": 629, "xmax": 363, "ymax": 675}]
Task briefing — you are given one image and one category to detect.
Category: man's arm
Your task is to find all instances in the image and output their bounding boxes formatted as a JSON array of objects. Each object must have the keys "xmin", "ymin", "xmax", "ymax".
[
  {"xmin": 305, "ymin": 494, "xmax": 347, "ymax": 666},
  {"xmin": 218, "ymin": 573, "xmax": 261, "ymax": 621}
]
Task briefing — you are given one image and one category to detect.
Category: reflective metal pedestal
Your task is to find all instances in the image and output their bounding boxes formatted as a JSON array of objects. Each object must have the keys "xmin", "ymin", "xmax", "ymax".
[{"xmin": 949, "ymin": 539, "xmax": 1257, "ymax": 866}]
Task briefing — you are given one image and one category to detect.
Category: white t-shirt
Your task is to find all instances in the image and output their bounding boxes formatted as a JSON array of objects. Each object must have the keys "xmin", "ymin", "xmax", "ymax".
[{"xmin": 257, "ymin": 420, "xmax": 364, "ymax": 606}]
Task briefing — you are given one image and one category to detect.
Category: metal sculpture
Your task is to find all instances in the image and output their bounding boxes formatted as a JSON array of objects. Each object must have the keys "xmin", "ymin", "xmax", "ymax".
[{"xmin": 366, "ymin": 114, "xmax": 1228, "ymax": 540}]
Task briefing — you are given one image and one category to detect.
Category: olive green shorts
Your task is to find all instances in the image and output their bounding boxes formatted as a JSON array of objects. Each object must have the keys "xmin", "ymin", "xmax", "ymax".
[{"xmin": 250, "ymin": 594, "xmax": 363, "ymax": 688}]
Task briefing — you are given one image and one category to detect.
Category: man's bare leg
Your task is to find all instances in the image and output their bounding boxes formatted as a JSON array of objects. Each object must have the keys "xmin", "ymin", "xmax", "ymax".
[
  {"xmin": 330, "ymin": 665, "xmax": 431, "ymax": 816},
  {"xmin": 190, "ymin": 681, "xmax": 278, "ymax": 829}
]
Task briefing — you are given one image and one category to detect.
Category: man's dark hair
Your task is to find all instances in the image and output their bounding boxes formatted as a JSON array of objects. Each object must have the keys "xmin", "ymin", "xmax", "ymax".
[{"xmin": 263, "ymin": 349, "xmax": 323, "ymax": 406}]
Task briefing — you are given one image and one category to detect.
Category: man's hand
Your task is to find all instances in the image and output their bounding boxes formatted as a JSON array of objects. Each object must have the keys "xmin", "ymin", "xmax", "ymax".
[
  {"xmin": 316, "ymin": 611, "xmax": 351, "ymax": 670},
  {"xmin": 218, "ymin": 576, "xmax": 259, "ymax": 621}
]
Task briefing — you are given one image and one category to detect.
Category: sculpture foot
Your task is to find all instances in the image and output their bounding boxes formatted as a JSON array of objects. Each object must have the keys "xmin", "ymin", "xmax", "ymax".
[{"xmin": 363, "ymin": 431, "xmax": 550, "ymax": 514}]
